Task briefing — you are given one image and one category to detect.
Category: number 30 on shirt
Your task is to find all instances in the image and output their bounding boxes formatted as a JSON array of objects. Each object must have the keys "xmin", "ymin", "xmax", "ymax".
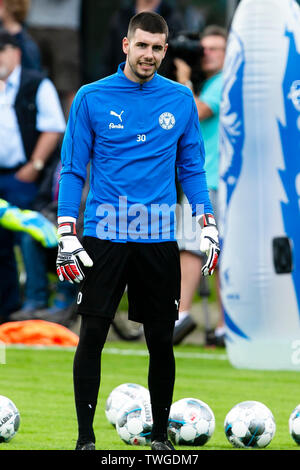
[{"xmin": 136, "ymin": 134, "xmax": 146, "ymax": 142}]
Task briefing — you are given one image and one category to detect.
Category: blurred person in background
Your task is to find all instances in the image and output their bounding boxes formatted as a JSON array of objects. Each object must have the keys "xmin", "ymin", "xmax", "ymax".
[
  {"xmin": 173, "ymin": 25, "xmax": 227, "ymax": 347},
  {"xmin": 100, "ymin": 0, "xmax": 184, "ymax": 78},
  {"xmin": 0, "ymin": 0, "xmax": 41, "ymax": 71},
  {"xmin": 26, "ymin": 0, "xmax": 82, "ymax": 117},
  {"xmin": 0, "ymin": 31, "xmax": 65, "ymax": 322},
  {"xmin": 177, "ymin": 0, "xmax": 205, "ymax": 33}
]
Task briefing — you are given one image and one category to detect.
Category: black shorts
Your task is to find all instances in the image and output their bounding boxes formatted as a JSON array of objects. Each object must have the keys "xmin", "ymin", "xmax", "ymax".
[{"xmin": 76, "ymin": 237, "xmax": 181, "ymax": 324}]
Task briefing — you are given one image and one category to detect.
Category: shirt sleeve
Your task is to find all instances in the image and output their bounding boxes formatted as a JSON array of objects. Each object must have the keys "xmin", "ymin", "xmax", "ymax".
[
  {"xmin": 200, "ymin": 74, "xmax": 223, "ymax": 115},
  {"xmin": 36, "ymin": 78, "xmax": 66, "ymax": 132},
  {"xmin": 58, "ymin": 87, "xmax": 94, "ymax": 218},
  {"xmin": 176, "ymin": 96, "xmax": 213, "ymax": 216}
]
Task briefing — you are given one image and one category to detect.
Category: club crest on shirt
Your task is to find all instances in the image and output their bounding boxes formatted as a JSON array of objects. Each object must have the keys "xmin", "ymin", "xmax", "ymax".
[{"xmin": 159, "ymin": 112, "xmax": 175, "ymax": 130}]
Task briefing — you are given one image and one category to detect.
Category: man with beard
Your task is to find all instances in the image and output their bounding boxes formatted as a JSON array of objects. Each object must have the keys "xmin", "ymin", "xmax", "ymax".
[
  {"xmin": 99, "ymin": 0, "xmax": 184, "ymax": 79},
  {"xmin": 56, "ymin": 12, "xmax": 219, "ymax": 451}
]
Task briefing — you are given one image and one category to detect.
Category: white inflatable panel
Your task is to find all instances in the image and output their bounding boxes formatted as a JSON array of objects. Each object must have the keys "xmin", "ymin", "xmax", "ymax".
[{"xmin": 219, "ymin": 0, "xmax": 300, "ymax": 369}]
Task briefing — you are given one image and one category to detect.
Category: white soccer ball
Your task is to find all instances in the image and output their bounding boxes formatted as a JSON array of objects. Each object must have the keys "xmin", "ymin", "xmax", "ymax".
[
  {"xmin": 0, "ymin": 395, "xmax": 20, "ymax": 443},
  {"xmin": 289, "ymin": 404, "xmax": 300, "ymax": 445},
  {"xmin": 116, "ymin": 398, "xmax": 153, "ymax": 446},
  {"xmin": 167, "ymin": 398, "xmax": 215, "ymax": 446},
  {"xmin": 105, "ymin": 383, "xmax": 150, "ymax": 427},
  {"xmin": 224, "ymin": 401, "xmax": 276, "ymax": 448}
]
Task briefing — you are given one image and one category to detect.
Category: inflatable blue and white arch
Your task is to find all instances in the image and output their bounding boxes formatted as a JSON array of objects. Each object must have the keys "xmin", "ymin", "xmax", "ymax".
[{"xmin": 219, "ymin": 0, "xmax": 300, "ymax": 369}]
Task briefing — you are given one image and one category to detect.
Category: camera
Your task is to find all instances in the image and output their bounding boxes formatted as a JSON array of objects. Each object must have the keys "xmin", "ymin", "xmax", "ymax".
[
  {"xmin": 165, "ymin": 32, "xmax": 205, "ymax": 92},
  {"xmin": 168, "ymin": 32, "xmax": 203, "ymax": 67}
]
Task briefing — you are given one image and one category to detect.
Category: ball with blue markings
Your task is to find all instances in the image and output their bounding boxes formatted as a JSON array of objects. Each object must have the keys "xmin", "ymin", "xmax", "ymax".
[
  {"xmin": 0, "ymin": 395, "xmax": 20, "ymax": 443},
  {"xmin": 224, "ymin": 401, "xmax": 276, "ymax": 448},
  {"xmin": 116, "ymin": 398, "xmax": 153, "ymax": 446},
  {"xmin": 105, "ymin": 383, "xmax": 150, "ymax": 427},
  {"xmin": 289, "ymin": 404, "xmax": 300, "ymax": 445},
  {"xmin": 167, "ymin": 398, "xmax": 215, "ymax": 446}
]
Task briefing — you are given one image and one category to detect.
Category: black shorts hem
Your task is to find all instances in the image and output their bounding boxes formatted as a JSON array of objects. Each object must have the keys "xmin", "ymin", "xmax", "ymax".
[
  {"xmin": 76, "ymin": 307, "xmax": 115, "ymax": 319},
  {"xmin": 77, "ymin": 308, "xmax": 178, "ymax": 325},
  {"xmin": 128, "ymin": 309, "xmax": 178, "ymax": 324}
]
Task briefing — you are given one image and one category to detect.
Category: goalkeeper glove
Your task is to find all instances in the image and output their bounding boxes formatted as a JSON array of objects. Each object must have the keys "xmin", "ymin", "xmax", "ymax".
[
  {"xmin": 198, "ymin": 213, "xmax": 220, "ymax": 276},
  {"xmin": 56, "ymin": 217, "xmax": 93, "ymax": 283}
]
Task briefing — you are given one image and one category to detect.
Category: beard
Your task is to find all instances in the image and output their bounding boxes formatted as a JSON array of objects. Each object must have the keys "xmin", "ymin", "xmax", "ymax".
[{"xmin": 128, "ymin": 57, "xmax": 157, "ymax": 82}]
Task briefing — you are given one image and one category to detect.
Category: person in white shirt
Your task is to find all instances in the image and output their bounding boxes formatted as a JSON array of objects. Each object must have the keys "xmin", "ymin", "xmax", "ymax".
[{"xmin": 0, "ymin": 31, "xmax": 65, "ymax": 321}]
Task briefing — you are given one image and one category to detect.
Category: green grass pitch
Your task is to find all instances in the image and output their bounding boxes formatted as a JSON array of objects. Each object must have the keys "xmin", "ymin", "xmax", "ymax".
[{"xmin": 0, "ymin": 341, "xmax": 299, "ymax": 451}]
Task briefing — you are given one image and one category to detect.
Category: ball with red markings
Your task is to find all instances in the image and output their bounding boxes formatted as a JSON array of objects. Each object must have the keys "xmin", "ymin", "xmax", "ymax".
[{"xmin": 168, "ymin": 398, "xmax": 215, "ymax": 446}]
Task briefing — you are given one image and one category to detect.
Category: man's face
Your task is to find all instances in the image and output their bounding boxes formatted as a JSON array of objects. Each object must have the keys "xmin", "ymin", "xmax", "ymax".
[
  {"xmin": 123, "ymin": 28, "xmax": 168, "ymax": 82},
  {"xmin": 200, "ymin": 35, "xmax": 226, "ymax": 77},
  {"xmin": 0, "ymin": 45, "xmax": 20, "ymax": 80}
]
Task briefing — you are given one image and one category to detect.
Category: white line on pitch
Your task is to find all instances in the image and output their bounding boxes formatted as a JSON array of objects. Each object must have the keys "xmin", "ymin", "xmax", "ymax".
[
  {"xmin": 103, "ymin": 348, "xmax": 228, "ymax": 361},
  {"xmin": 4, "ymin": 344, "xmax": 228, "ymax": 360}
]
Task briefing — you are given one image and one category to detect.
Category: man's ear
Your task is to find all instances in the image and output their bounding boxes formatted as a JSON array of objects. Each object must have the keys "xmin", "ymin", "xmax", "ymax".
[
  {"xmin": 122, "ymin": 37, "xmax": 129, "ymax": 55},
  {"xmin": 163, "ymin": 43, "xmax": 168, "ymax": 59}
]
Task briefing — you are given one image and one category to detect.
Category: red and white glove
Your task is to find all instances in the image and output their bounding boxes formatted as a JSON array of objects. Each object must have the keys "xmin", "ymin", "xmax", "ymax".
[
  {"xmin": 56, "ymin": 217, "xmax": 93, "ymax": 283},
  {"xmin": 198, "ymin": 213, "xmax": 220, "ymax": 276}
]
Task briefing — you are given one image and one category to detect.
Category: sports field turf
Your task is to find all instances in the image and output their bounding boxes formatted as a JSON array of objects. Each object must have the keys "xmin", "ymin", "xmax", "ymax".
[{"xmin": 0, "ymin": 341, "xmax": 299, "ymax": 451}]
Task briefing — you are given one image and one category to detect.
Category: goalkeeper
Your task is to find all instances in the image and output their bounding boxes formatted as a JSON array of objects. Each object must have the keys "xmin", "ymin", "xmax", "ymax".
[{"xmin": 56, "ymin": 12, "xmax": 220, "ymax": 451}]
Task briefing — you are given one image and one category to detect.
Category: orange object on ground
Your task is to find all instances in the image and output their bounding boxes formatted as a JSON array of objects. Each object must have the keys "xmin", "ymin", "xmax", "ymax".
[{"xmin": 0, "ymin": 320, "xmax": 79, "ymax": 347}]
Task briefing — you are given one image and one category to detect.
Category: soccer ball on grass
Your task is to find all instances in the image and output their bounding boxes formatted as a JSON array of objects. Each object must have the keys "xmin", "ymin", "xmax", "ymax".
[
  {"xmin": 116, "ymin": 398, "xmax": 153, "ymax": 446},
  {"xmin": 105, "ymin": 383, "xmax": 150, "ymax": 427},
  {"xmin": 224, "ymin": 400, "xmax": 276, "ymax": 448},
  {"xmin": 289, "ymin": 404, "xmax": 300, "ymax": 445},
  {"xmin": 167, "ymin": 398, "xmax": 215, "ymax": 446},
  {"xmin": 0, "ymin": 395, "xmax": 20, "ymax": 443}
]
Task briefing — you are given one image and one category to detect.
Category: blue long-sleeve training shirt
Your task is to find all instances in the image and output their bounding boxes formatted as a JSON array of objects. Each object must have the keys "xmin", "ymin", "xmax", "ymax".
[{"xmin": 58, "ymin": 63, "xmax": 213, "ymax": 242}]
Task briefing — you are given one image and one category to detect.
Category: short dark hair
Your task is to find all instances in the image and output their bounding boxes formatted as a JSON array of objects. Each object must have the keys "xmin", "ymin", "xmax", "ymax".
[
  {"xmin": 127, "ymin": 11, "xmax": 169, "ymax": 41},
  {"xmin": 201, "ymin": 25, "xmax": 228, "ymax": 41}
]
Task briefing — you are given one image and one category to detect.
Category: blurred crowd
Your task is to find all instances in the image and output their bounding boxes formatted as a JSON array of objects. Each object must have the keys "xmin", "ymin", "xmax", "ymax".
[{"xmin": 0, "ymin": 0, "xmax": 227, "ymax": 347}]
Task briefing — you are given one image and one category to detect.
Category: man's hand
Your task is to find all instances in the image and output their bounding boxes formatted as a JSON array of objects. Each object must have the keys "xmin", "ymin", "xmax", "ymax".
[
  {"xmin": 15, "ymin": 162, "xmax": 40, "ymax": 183},
  {"xmin": 56, "ymin": 217, "xmax": 93, "ymax": 283},
  {"xmin": 198, "ymin": 213, "xmax": 220, "ymax": 276},
  {"xmin": 174, "ymin": 58, "xmax": 192, "ymax": 85}
]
